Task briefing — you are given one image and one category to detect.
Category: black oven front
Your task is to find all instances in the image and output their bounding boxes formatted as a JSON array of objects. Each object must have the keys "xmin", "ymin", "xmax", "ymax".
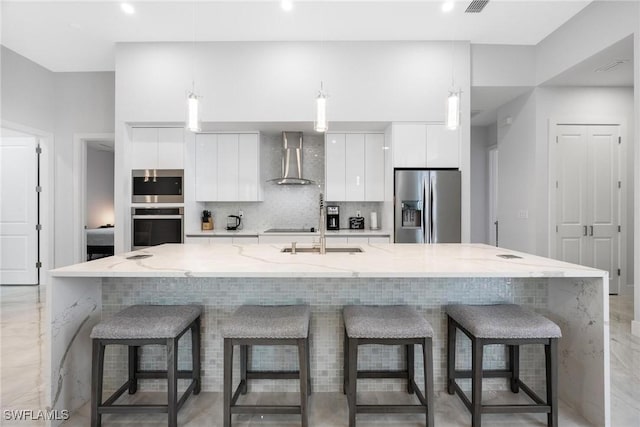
[
  {"xmin": 132, "ymin": 169, "xmax": 184, "ymax": 203},
  {"xmin": 131, "ymin": 207, "xmax": 183, "ymax": 250}
]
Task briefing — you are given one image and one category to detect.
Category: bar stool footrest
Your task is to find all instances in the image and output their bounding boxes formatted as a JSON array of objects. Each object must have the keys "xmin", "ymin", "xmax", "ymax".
[
  {"xmin": 356, "ymin": 404, "xmax": 429, "ymax": 414},
  {"xmin": 231, "ymin": 405, "xmax": 302, "ymax": 415}
]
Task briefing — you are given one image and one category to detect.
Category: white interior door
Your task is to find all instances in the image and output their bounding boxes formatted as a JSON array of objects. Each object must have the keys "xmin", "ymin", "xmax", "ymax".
[
  {"xmin": 0, "ymin": 137, "xmax": 38, "ymax": 285},
  {"xmin": 555, "ymin": 124, "xmax": 620, "ymax": 294}
]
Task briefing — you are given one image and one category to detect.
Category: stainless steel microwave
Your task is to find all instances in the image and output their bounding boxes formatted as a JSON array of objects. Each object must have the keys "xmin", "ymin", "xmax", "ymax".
[{"xmin": 132, "ymin": 169, "xmax": 183, "ymax": 203}]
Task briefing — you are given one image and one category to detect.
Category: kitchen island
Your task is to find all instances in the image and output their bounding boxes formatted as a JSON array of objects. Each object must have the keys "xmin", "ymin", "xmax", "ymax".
[{"xmin": 49, "ymin": 243, "xmax": 609, "ymax": 426}]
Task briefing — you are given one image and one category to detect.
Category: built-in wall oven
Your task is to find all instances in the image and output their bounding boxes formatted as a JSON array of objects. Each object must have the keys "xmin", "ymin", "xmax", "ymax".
[
  {"xmin": 132, "ymin": 169, "xmax": 184, "ymax": 203},
  {"xmin": 131, "ymin": 207, "xmax": 184, "ymax": 250}
]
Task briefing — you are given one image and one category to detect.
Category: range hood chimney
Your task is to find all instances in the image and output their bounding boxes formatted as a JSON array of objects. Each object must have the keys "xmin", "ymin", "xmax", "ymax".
[{"xmin": 267, "ymin": 131, "xmax": 315, "ymax": 185}]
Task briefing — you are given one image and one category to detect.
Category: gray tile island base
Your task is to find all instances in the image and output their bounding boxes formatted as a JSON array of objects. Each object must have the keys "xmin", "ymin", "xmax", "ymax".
[{"xmin": 49, "ymin": 244, "xmax": 609, "ymax": 426}]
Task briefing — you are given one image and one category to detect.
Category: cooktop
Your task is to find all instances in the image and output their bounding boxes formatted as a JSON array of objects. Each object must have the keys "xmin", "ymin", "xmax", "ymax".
[{"xmin": 263, "ymin": 228, "xmax": 316, "ymax": 233}]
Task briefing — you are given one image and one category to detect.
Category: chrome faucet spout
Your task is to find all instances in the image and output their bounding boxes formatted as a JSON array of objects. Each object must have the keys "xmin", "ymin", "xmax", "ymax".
[{"xmin": 319, "ymin": 193, "xmax": 326, "ymax": 254}]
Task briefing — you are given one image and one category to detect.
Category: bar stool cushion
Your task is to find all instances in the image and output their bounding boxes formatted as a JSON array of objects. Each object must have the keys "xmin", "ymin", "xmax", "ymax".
[
  {"xmin": 446, "ymin": 304, "xmax": 562, "ymax": 339},
  {"xmin": 222, "ymin": 305, "xmax": 311, "ymax": 339},
  {"xmin": 90, "ymin": 305, "xmax": 202, "ymax": 339},
  {"xmin": 343, "ymin": 305, "xmax": 433, "ymax": 338}
]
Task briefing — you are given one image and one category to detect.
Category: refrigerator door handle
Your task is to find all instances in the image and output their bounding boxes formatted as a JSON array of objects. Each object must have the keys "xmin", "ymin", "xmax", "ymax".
[
  {"xmin": 421, "ymin": 177, "xmax": 427, "ymax": 243},
  {"xmin": 429, "ymin": 175, "xmax": 435, "ymax": 243}
]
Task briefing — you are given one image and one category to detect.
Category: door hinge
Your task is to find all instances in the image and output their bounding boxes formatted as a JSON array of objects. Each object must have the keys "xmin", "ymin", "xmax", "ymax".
[
  {"xmin": 618, "ymin": 181, "xmax": 621, "ymax": 189},
  {"xmin": 618, "ymin": 136, "xmax": 622, "ymax": 144},
  {"xmin": 618, "ymin": 225, "xmax": 621, "ymax": 232},
  {"xmin": 555, "ymin": 225, "xmax": 558, "ymax": 232},
  {"xmin": 35, "ymin": 261, "xmax": 42, "ymax": 269},
  {"xmin": 556, "ymin": 136, "xmax": 559, "ymax": 143},
  {"xmin": 35, "ymin": 224, "xmax": 42, "ymax": 231},
  {"xmin": 618, "ymin": 268, "xmax": 621, "ymax": 276},
  {"xmin": 35, "ymin": 146, "xmax": 42, "ymax": 154},
  {"xmin": 555, "ymin": 181, "xmax": 558, "ymax": 188},
  {"xmin": 36, "ymin": 186, "xmax": 42, "ymax": 193}
]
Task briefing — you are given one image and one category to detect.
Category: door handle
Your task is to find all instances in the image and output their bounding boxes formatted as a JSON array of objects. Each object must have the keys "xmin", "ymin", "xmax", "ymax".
[
  {"xmin": 589, "ymin": 225, "xmax": 594, "ymax": 236},
  {"xmin": 583, "ymin": 225, "xmax": 588, "ymax": 236}
]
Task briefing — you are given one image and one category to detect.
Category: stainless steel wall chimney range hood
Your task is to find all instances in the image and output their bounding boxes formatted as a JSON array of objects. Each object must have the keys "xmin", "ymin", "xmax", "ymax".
[{"xmin": 267, "ymin": 131, "xmax": 315, "ymax": 185}]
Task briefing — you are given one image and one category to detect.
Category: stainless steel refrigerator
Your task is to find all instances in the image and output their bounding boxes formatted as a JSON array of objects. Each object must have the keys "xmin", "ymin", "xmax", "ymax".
[{"xmin": 394, "ymin": 169, "xmax": 461, "ymax": 243}]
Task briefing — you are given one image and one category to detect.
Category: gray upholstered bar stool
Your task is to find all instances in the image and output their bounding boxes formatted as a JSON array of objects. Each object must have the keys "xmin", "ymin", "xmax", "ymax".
[
  {"xmin": 221, "ymin": 305, "xmax": 311, "ymax": 427},
  {"xmin": 446, "ymin": 304, "xmax": 562, "ymax": 427},
  {"xmin": 90, "ymin": 305, "xmax": 202, "ymax": 427},
  {"xmin": 343, "ymin": 305, "xmax": 435, "ymax": 427}
]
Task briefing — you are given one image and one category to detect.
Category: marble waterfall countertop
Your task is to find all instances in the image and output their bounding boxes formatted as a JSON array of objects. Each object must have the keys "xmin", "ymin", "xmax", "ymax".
[{"xmin": 50, "ymin": 243, "xmax": 605, "ymax": 279}]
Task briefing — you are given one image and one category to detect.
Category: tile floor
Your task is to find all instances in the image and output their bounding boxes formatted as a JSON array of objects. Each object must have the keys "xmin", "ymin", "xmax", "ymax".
[{"xmin": 1, "ymin": 286, "xmax": 639, "ymax": 426}]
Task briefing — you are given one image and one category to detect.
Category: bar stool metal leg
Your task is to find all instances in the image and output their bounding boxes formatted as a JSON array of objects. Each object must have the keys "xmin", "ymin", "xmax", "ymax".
[
  {"xmin": 167, "ymin": 338, "xmax": 178, "ymax": 427},
  {"xmin": 343, "ymin": 327, "xmax": 349, "ymax": 395},
  {"xmin": 128, "ymin": 346, "xmax": 138, "ymax": 394},
  {"xmin": 223, "ymin": 338, "xmax": 233, "ymax": 427},
  {"xmin": 447, "ymin": 315, "xmax": 456, "ymax": 395},
  {"xmin": 509, "ymin": 345, "xmax": 520, "ymax": 393},
  {"xmin": 471, "ymin": 337, "xmax": 484, "ymax": 427},
  {"xmin": 347, "ymin": 337, "xmax": 358, "ymax": 427},
  {"xmin": 306, "ymin": 337, "xmax": 312, "ymax": 396},
  {"xmin": 298, "ymin": 338, "xmax": 309, "ymax": 427},
  {"xmin": 407, "ymin": 344, "xmax": 415, "ymax": 394},
  {"xmin": 546, "ymin": 339, "xmax": 559, "ymax": 427},
  {"xmin": 192, "ymin": 317, "xmax": 201, "ymax": 394},
  {"xmin": 91, "ymin": 340, "xmax": 105, "ymax": 427},
  {"xmin": 240, "ymin": 345, "xmax": 248, "ymax": 394},
  {"xmin": 423, "ymin": 338, "xmax": 435, "ymax": 427}
]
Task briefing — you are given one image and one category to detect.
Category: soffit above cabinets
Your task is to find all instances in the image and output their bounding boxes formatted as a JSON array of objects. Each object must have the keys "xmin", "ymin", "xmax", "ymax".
[{"xmin": 2, "ymin": 1, "xmax": 591, "ymax": 72}]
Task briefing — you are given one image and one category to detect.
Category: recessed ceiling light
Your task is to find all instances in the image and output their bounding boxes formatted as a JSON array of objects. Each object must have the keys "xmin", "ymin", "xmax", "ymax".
[
  {"xmin": 121, "ymin": 3, "xmax": 135, "ymax": 15},
  {"xmin": 281, "ymin": 0, "xmax": 293, "ymax": 12},
  {"xmin": 442, "ymin": 1, "xmax": 455, "ymax": 13}
]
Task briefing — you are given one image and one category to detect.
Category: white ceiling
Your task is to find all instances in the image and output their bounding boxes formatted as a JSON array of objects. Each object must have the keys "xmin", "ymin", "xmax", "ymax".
[{"xmin": 1, "ymin": 0, "xmax": 592, "ymax": 72}]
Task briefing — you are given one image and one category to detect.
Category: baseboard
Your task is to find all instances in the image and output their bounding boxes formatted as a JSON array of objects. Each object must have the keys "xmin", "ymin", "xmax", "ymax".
[{"xmin": 632, "ymin": 320, "xmax": 640, "ymax": 338}]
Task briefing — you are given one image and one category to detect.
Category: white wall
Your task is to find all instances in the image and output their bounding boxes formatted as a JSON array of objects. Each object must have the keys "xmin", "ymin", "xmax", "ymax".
[
  {"xmin": 1, "ymin": 46, "xmax": 55, "ymax": 132},
  {"xmin": 114, "ymin": 41, "xmax": 472, "ymax": 251},
  {"xmin": 496, "ymin": 90, "xmax": 538, "ymax": 253},
  {"xmin": 536, "ymin": 1, "xmax": 639, "ymax": 85},
  {"xmin": 471, "ymin": 44, "xmax": 536, "ymax": 87},
  {"xmin": 53, "ymin": 72, "xmax": 115, "ymax": 267},
  {"xmin": 470, "ymin": 126, "xmax": 489, "ymax": 243},
  {"xmin": 86, "ymin": 147, "xmax": 114, "ymax": 229}
]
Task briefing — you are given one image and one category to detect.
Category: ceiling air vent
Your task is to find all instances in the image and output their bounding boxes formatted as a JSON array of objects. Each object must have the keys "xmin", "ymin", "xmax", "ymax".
[
  {"xmin": 594, "ymin": 59, "xmax": 629, "ymax": 73},
  {"xmin": 465, "ymin": 0, "xmax": 489, "ymax": 13}
]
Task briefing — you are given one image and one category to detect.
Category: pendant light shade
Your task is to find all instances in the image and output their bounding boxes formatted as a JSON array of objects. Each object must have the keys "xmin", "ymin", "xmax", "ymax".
[
  {"xmin": 187, "ymin": 91, "xmax": 201, "ymax": 133},
  {"xmin": 446, "ymin": 91, "xmax": 460, "ymax": 130},
  {"xmin": 314, "ymin": 82, "xmax": 328, "ymax": 133}
]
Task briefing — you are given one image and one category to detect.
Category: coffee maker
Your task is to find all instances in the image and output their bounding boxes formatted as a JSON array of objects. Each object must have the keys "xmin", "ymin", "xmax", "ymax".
[{"xmin": 326, "ymin": 206, "xmax": 339, "ymax": 230}]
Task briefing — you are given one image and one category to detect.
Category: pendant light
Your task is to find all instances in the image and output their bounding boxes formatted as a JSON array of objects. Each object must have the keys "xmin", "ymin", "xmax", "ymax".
[
  {"xmin": 446, "ymin": 91, "xmax": 460, "ymax": 130},
  {"xmin": 314, "ymin": 81, "xmax": 328, "ymax": 133},
  {"xmin": 186, "ymin": 1, "xmax": 201, "ymax": 133}
]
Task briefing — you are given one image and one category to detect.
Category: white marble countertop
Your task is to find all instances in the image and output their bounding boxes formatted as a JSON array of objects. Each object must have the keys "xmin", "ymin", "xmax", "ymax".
[
  {"xmin": 51, "ymin": 243, "xmax": 606, "ymax": 279},
  {"xmin": 186, "ymin": 230, "xmax": 260, "ymax": 237}
]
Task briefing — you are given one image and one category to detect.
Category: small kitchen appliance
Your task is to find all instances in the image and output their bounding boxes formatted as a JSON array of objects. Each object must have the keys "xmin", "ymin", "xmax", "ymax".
[
  {"xmin": 131, "ymin": 169, "xmax": 183, "ymax": 203},
  {"xmin": 226, "ymin": 215, "xmax": 242, "ymax": 231},
  {"xmin": 326, "ymin": 206, "xmax": 339, "ymax": 230},
  {"xmin": 349, "ymin": 216, "xmax": 365, "ymax": 230}
]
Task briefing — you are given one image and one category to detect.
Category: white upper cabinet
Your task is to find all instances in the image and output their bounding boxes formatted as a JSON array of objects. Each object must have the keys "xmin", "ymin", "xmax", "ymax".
[
  {"xmin": 325, "ymin": 132, "xmax": 385, "ymax": 202},
  {"xmin": 195, "ymin": 133, "xmax": 262, "ymax": 202},
  {"xmin": 426, "ymin": 124, "xmax": 459, "ymax": 168},
  {"xmin": 131, "ymin": 127, "xmax": 184, "ymax": 170},
  {"xmin": 325, "ymin": 133, "xmax": 346, "ymax": 201},
  {"xmin": 392, "ymin": 124, "xmax": 427, "ymax": 168},
  {"xmin": 392, "ymin": 123, "xmax": 459, "ymax": 168}
]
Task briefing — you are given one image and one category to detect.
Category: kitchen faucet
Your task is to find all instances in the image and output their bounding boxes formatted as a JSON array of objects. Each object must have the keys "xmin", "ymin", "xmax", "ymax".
[{"xmin": 318, "ymin": 192, "xmax": 327, "ymax": 254}]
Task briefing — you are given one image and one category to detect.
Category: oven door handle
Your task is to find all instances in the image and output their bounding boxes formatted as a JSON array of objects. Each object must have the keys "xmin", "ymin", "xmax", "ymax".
[{"xmin": 132, "ymin": 215, "xmax": 184, "ymax": 220}]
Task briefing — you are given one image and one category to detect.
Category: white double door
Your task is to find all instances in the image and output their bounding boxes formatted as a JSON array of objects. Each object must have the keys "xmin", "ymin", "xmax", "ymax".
[{"xmin": 556, "ymin": 125, "xmax": 620, "ymax": 293}]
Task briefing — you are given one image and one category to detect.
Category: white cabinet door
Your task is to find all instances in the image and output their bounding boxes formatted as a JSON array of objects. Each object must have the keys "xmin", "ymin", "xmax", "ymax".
[
  {"xmin": 131, "ymin": 127, "xmax": 159, "ymax": 170},
  {"xmin": 210, "ymin": 237, "xmax": 234, "ymax": 244},
  {"xmin": 325, "ymin": 133, "xmax": 346, "ymax": 201},
  {"xmin": 365, "ymin": 133, "xmax": 385, "ymax": 201},
  {"xmin": 158, "ymin": 128, "xmax": 185, "ymax": 169},
  {"xmin": 345, "ymin": 134, "xmax": 365, "ymax": 201},
  {"xmin": 238, "ymin": 133, "xmax": 261, "ymax": 201},
  {"xmin": 326, "ymin": 236, "xmax": 349, "ymax": 244},
  {"xmin": 368, "ymin": 236, "xmax": 390, "ymax": 244},
  {"xmin": 347, "ymin": 236, "xmax": 369, "ymax": 244},
  {"xmin": 184, "ymin": 237, "xmax": 210, "ymax": 244},
  {"xmin": 392, "ymin": 124, "xmax": 427, "ymax": 167},
  {"xmin": 217, "ymin": 134, "xmax": 240, "ymax": 201},
  {"xmin": 426, "ymin": 124, "xmax": 459, "ymax": 168},
  {"xmin": 195, "ymin": 134, "xmax": 218, "ymax": 202}
]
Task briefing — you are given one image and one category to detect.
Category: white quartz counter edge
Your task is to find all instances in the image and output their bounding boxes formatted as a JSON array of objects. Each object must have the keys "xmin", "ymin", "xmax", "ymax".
[
  {"xmin": 51, "ymin": 243, "xmax": 606, "ymax": 280},
  {"xmin": 186, "ymin": 229, "xmax": 391, "ymax": 237}
]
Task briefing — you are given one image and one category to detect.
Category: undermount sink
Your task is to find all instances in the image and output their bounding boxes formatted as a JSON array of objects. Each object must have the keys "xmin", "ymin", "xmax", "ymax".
[{"xmin": 281, "ymin": 247, "xmax": 363, "ymax": 254}]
